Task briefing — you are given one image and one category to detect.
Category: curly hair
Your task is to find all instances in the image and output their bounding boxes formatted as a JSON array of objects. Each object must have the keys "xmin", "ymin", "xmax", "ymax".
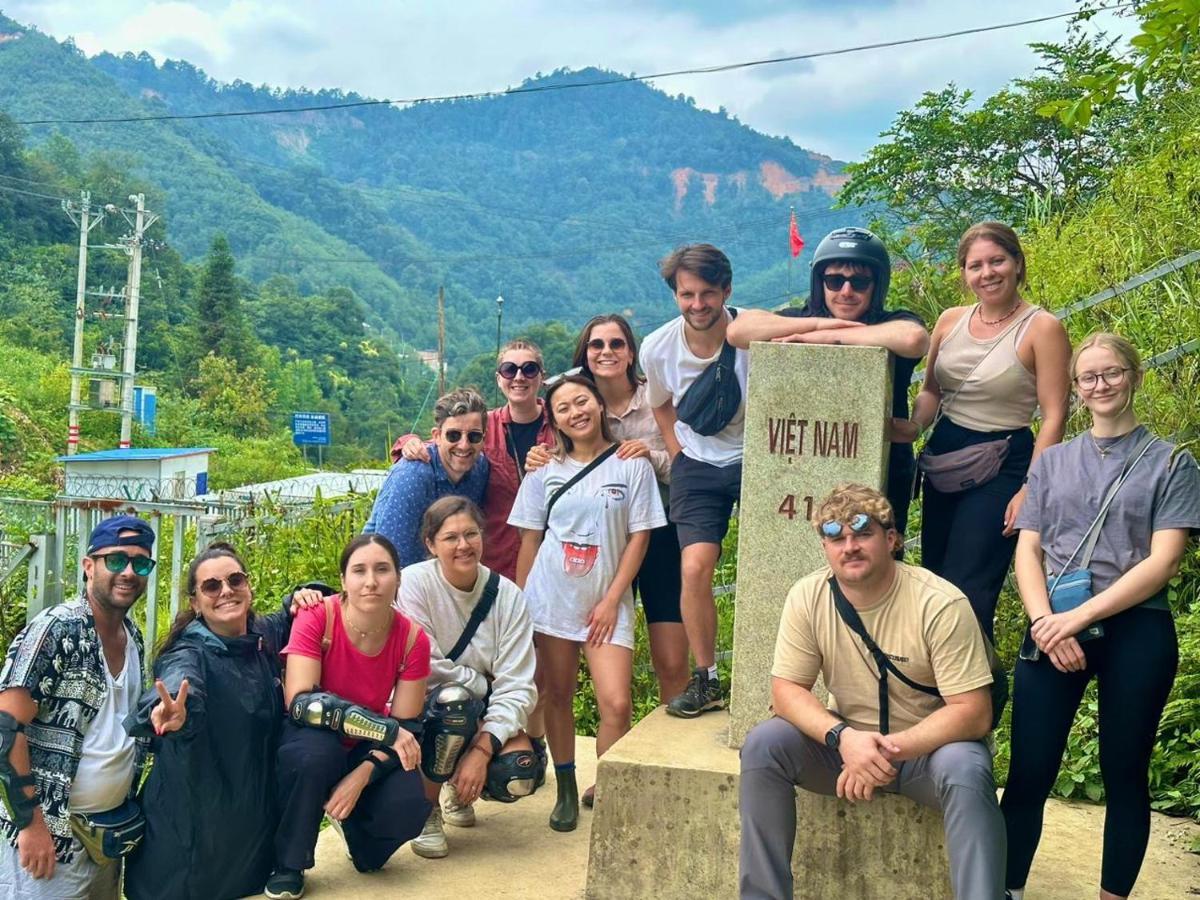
[
  {"xmin": 811, "ymin": 482, "xmax": 896, "ymax": 534},
  {"xmin": 433, "ymin": 387, "xmax": 488, "ymax": 427}
]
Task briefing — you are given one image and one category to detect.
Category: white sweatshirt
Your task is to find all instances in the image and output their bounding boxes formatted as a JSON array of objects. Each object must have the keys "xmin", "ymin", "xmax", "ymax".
[{"xmin": 398, "ymin": 559, "xmax": 537, "ymax": 745}]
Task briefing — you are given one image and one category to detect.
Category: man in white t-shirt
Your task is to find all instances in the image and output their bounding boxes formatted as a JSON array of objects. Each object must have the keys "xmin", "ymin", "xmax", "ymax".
[
  {"xmin": 641, "ymin": 243, "xmax": 748, "ymax": 718},
  {"xmin": 0, "ymin": 516, "xmax": 159, "ymax": 899}
]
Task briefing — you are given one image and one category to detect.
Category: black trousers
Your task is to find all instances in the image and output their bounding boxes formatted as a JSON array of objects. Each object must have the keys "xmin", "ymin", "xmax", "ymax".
[
  {"xmin": 1001, "ymin": 606, "xmax": 1178, "ymax": 896},
  {"xmin": 920, "ymin": 420, "xmax": 1033, "ymax": 642},
  {"xmin": 633, "ymin": 521, "xmax": 683, "ymax": 624},
  {"xmin": 274, "ymin": 722, "xmax": 431, "ymax": 873}
]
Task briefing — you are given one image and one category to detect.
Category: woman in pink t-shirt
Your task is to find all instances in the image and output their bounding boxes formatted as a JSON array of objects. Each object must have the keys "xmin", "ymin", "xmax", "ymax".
[{"xmin": 267, "ymin": 535, "xmax": 431, "ymax": 900}]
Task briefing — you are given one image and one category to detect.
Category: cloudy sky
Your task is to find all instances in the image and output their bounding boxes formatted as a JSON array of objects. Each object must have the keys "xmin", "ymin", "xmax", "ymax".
[{"xmin": 4, "ymin": 1, "xmax": 1135, "ymax": 160}]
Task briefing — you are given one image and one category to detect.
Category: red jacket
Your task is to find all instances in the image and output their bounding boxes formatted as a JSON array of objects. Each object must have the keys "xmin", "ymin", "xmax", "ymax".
[{"xmin": 389, "ymin": 402, "xmax": 554, "ymax": 581}]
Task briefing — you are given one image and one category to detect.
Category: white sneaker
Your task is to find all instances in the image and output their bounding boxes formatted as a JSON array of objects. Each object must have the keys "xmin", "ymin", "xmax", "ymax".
[
  {"xmin": 411, "ymin": 807, "xmax": 448, "ymax": 859},
  {"xmin": 441, "ymin": 782, "xmax": 476, "ymax": 827}
]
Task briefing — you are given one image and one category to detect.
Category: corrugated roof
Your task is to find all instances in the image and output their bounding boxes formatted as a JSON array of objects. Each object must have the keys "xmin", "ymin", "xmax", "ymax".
[{"xmin": 58, "ymin": 448, "xmax": 216, "ymax": 463}]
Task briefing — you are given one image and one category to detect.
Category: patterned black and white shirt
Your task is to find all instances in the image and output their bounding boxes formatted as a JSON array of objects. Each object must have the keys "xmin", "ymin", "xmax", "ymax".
[{"xmin": 0, "ymin": 597, "xmax": 149, "ymax": 862}]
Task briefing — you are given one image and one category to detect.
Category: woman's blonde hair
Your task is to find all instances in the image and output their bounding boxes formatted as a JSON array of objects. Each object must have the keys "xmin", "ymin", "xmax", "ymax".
[
  {"xmin": 1070, "ymin": 331, "xmax": 1142, "ymax": 381},
  {"xmin": 810, "ymin": 483, "xmax": 896, "ymax": 534},
  {"xmin": 497, "ymin": 338, "xmax": 544, "ymax": 368}
]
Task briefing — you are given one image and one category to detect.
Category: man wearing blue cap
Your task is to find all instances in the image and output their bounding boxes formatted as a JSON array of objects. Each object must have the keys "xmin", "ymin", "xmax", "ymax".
[{"xmin": 0, "ymin": 515, "xmax": 165, "ymax": 898}]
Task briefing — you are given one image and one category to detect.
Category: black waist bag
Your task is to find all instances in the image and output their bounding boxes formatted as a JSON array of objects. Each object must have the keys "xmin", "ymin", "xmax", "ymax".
[{"xmin": 675, "ymin": 310, "xmax": 741, "ymax": 437}]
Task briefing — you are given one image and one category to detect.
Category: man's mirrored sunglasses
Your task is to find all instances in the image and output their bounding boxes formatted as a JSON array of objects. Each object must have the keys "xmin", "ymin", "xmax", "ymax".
[
  {"xmin": 819, "ymin": 513, "xmax": 890, "ymax": 538},
  {"xmin": 822, "ymin": 273, "xmax": 874, "ymax": 292},
  {"xmin": 91, "ymin": 551, "xmax": 157, "ymax": 576},
  {"xmin": 443, "ymin": 429, "xmax": 485, "ymax": 445},
  {"xmin": 497, "ymin": 361, "xmax": 543, "ymax": 380}
]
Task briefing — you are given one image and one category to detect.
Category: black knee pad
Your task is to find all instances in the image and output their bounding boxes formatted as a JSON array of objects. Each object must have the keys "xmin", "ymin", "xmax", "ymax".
[
  {"xmin": 482, "ymin": 750, "xmax": 541, "ymax": 803},
  {"xmin": 420, "ymin": 683, "xmax": 485, "ymax": 783}
]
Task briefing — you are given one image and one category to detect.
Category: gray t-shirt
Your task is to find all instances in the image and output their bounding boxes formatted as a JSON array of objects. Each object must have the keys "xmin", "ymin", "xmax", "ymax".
[{"xmin": 1016, "ymin": 426, "xmax": 1200, "ymax": 600}]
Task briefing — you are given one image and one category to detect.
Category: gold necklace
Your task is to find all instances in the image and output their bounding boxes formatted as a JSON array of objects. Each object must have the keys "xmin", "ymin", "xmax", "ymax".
[
  {"xmin": 976, "ymin": 300, "xmax": 1021, "ymax": 326},
  {"xmin": 343, "ymin": 604, "xmax": 392, "ymax": 639}
]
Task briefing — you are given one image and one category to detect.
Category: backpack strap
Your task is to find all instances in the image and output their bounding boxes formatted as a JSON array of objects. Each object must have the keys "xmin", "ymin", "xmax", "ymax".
[
  {"xmin": 544, "ymin": 443, "xmax": 619, "ymax": 528},
  {"xmin": 401, "ymin": 616, "xmax": 422, "ymax": 671},
  {"xmin": 445, "ymin": 571, "xmax": 501, "ymax": 663},
  {"xmin": 321, "ymin": 595, "xmax": 337, "ymax": 652}
]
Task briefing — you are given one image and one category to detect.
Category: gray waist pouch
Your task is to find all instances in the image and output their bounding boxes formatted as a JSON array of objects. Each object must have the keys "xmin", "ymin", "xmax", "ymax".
[{"xmin": 918, "ymin": 436, "xmax": 1010, "ymax": 493}]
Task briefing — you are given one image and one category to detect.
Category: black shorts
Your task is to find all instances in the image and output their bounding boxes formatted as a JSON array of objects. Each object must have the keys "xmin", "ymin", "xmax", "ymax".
[
  {"xmin": 633, "ymin": 521, "xmax": 682, "ymax": 624},
  {"xmin": 668, "ymin": 453, "xmax": 742, "ymax": 549}
]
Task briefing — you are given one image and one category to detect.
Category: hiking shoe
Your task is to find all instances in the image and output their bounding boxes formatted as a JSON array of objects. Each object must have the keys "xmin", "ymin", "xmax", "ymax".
[
  {"xmin": 411, "ymin": 806, "xmax": 449, "ymax": 858},
  {"xmin": 441, "ymin": 782, "xmax": 476, "ymax": 827},
  {"xmin": 666, "ymin": 667, "xmax": 725, "ymax": 718},
  {"xmin": 264, "ymin": 868, "xmax": 305, "ymax": 900}
]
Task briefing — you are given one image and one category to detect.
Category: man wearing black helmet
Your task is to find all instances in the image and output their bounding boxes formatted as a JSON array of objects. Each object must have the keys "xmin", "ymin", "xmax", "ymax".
[{"xmin": 728, "ymin": 227, "xmax": 930, "ymax": 538}]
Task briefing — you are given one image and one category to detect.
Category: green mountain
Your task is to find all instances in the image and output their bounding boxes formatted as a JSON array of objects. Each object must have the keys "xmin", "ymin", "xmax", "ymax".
[{"xmin": 0, "ymin": 13, "xmax": 850, "ymax": 360}]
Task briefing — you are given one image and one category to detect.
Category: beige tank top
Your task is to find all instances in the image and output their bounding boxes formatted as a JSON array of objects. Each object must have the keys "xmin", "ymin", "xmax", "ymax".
[{"xmin": 933, "ymin": 304, "xmax": 1042, "ymax": 432}]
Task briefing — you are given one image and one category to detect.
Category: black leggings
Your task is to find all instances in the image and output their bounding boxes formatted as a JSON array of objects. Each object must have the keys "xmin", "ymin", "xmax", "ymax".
[
  {"xmin": 920, "ymin": 419, "xmax": 1033, "ymax": 641},
  {"xmin": 1000, "ymin": 605, "xmax": 1178, "ymax": 896}
]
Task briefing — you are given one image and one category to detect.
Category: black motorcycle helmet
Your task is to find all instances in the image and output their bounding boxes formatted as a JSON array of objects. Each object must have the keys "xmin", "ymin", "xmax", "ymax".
[{"xmin": 806, "ymin": 227, "xmax": 892, "ymax": 322}]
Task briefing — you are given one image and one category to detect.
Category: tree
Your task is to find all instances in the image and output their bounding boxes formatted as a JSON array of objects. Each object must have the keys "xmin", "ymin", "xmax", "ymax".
[{"xmin": 196, "ymin": 234, "xmax": 254, "ymax": 367}]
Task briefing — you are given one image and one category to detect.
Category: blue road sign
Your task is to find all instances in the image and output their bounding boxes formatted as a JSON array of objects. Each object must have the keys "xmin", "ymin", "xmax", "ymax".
[{"xmin": 292, "ymin": 412, "xmax": 331, "ymax": 446}]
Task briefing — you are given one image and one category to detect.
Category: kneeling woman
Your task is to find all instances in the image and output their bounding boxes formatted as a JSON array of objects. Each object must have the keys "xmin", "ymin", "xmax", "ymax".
[
  {"xmin": 509, "ymin": 374, "xmax": 666, "ymax": 832},
  {"xmin": 1002, "ymin": 332, "xmax": 1200, "ymax": 900},
  {"xmin": 126, "ymin": 543, "xmax": 316, "ymax": 900},
  {"xmin": 269, "ymin": 534, "xmax": 431, "ymax": 900},
  {"xmin": 399, "ymin": 496, "xmax": 541, "ymax": 859}
]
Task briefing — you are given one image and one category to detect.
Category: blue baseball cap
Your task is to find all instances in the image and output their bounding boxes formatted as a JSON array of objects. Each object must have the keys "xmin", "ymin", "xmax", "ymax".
[{"xmin": 86, "ymin": 515, "xmax": 156, "ymax": 556}]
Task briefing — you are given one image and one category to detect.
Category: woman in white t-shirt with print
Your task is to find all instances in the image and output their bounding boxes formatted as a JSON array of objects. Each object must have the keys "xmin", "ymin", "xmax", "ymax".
[{"xmin": 509, "ymin": 374, "xmax": 666, "ymax": 834}]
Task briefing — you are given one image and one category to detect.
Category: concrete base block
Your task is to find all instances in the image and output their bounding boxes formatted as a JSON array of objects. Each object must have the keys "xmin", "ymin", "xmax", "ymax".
[{"xmin": 585, "ymin": 708, "xmax": 952, "ymax": 900}]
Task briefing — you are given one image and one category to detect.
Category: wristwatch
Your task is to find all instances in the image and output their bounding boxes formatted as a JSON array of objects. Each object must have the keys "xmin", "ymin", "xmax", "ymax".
[{"xmin": 824, "ymin": 722, "xmax": 849, "ymax": 750}]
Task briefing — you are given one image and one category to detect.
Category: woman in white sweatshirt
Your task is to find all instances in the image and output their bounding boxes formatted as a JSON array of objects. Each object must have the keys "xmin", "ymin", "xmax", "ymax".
[{"xmin": 399, "ymin": 496, "xmax": 541, "ymax": 860}]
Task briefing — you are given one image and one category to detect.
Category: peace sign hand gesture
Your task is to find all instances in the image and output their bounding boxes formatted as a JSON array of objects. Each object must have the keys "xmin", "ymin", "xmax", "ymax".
[{"xmin": 150, "ymin": 678, "xmax": 190, "ymax": 737}]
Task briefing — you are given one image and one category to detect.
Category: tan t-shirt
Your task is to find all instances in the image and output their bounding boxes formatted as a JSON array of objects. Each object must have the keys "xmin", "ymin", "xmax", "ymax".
[{"xmin": 771, "ymin": 563, "xmax": 993, "ymax": 732}]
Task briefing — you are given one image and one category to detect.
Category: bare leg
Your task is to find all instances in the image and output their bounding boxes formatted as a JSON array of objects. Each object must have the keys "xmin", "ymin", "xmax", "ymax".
[
  {"xmin": 647, "ymin": 620, "xmax": 690, "ymax": 704},
  {"xmin": 582, "ymin": 642, "xmax": 634, "ymax": 757},
  {"xmin": 679, "ymin": 542, "xmax": 721, "ymax": 668},
  {"xmin": 535, "ymin": 634, "xmax": 581, "ymax": 765}
]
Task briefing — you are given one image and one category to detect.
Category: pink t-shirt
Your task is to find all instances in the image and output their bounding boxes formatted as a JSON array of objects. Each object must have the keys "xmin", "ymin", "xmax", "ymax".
[{"xmin": 283, "ymin": 597, "xmax": 431, "ymax": 716}]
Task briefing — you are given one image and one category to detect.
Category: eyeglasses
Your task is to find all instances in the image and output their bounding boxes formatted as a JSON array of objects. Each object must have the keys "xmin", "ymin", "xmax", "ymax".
[
  {"xmin": 197, "ymin": 572, "xmax": 250, "ymax": 598},
  {"xmin": 819, "ymin": 513, "xmax": 890, "ymax": 538},
  {"xmin": 91, "ymin": 551, "xmax": 156, "ymax": 576},
  {"xmin": 497, "ymin": 361, "xmax": 543, "ymax": 380},
  {"xmin": 822, "ymin": 273, "xmax": 874, "ymax": 293},
  {"xmin": 544, "ymin": 366, "xmax": 584, "ymax": 390},
  {"xmin": 1074, "ymin": 367, "xmax": 1132, "ymax": 390},
  {"xmin": 587, "ymin": 337, "xmax": 627, "ymax": 352},
  {"xmin": 442, "ymin": 429, "xmax": 485, "ymax": 445}
]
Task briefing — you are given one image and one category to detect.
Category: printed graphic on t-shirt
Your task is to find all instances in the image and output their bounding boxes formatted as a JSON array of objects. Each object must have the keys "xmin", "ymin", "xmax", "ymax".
[{"xmin": 547, "ymin": 480, "xmax": 629, "ymax": 576}]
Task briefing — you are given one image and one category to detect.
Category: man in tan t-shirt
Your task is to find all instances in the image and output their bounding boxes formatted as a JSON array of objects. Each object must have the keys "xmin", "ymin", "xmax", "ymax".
[{"xmin": 739, "ymin": 483, "xmax": 1005, "ymax": 900}]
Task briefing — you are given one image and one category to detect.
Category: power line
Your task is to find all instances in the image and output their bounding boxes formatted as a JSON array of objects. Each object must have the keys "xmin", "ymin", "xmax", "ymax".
[{"xmin": 11, "ymin": 5, "xmax": 1132, "ymax": 127}]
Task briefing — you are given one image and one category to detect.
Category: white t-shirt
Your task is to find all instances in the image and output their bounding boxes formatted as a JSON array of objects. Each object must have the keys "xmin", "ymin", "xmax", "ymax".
[
  {"xmin": 641, "ymin": 308, "xmax": 749, "ymax": 468},
  {"xmin": 508, "ymin": 452, "xmax": 666, "ymax": 648},
  {"xmin": 69, "ymin": 636, "xmax": 140, "ymax": 814}
]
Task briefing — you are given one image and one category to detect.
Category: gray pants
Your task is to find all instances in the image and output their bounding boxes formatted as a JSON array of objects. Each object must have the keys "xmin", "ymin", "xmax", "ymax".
[
  {"xmin": 0, "ymin": 838, "xmax": 120, "ymax": 900},
  {"xmin": 739, "ymin": 716, "xmax": 1005, "ymax": 900}
]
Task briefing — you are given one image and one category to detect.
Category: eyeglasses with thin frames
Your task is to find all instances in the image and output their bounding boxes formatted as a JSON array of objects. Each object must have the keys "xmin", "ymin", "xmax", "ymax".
[{"xmin": 1074, "ymin": 367, "xmax": 1132, "ymax": 390}]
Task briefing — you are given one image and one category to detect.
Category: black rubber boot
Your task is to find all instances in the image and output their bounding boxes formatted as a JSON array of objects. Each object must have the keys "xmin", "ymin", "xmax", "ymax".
[{"xmin": 549, "ymin": 767, "xmax": 579, "ymax": 832}]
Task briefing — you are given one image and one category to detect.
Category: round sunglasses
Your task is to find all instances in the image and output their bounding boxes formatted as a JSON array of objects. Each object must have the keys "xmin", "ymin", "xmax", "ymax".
[
  {"xmin": 197, "ymin": 571, "xmax": 250, "ymax": 598},
  {"xmin": 91, "ymin": 551, "xmax": 157, "ymax": 577},
  {"xmin": 587, "ymin": 337, "xmax": 627, "ymax": 352},
  {"xmin": 442, "ymin": 429, "xmax": 485, "ymax": 445},
  {"xmin": 497, "ymin": 361, "xmax": 543, "ymax": 380}
]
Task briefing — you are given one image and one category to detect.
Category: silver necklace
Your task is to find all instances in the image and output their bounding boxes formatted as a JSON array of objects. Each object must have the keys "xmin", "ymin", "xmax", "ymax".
[{"xmin": 1090, "ymin": 428, "xmax": 1135, "ymax": 459}]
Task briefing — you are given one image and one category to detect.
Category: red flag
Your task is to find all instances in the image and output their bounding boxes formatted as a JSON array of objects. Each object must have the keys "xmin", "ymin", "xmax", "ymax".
[{"xmin": 789, "ymin": 211, "xmax": 804, "ymax": 258}]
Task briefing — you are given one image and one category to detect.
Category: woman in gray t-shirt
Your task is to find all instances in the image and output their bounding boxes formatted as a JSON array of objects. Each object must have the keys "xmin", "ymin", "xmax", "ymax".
[{"xmin": 1001, "ymin": 332, "xmax": 1200, "ymax": 900}]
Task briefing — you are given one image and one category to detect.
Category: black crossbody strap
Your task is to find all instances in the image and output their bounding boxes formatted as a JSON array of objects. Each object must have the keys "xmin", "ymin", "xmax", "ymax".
[
  {"xmin": 829, "ymin": 577, "xmax": 938, "ymax": 735},
  {"xmin": 544, "ymin": 443, "xmax": 619, "ymax": 528},
  {"xmin": 446, "ymin": 571, "xmax": 501, "ymax": 662}
]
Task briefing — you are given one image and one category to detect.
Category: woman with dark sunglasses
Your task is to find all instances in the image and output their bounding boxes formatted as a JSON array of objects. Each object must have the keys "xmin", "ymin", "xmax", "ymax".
[{"xmin": 124, "ymin": 543, "xmax": 320, "ymax": 900}]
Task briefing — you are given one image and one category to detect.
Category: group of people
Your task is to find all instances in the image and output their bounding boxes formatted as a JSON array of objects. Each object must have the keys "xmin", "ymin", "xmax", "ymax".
[{"xmin": 0, "ymin": 222, "xmax": 1194, "ymax": 900}]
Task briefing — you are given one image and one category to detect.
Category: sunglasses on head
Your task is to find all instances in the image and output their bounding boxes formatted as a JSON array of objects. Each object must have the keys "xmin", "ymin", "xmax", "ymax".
[
  {"xmin": 497, "ymin": 361, "xmax": 542, "ymax": 380},
  {"xmin": 822, "ymin": 273, "xmax": 874, "ymax": 293},
  {"xmin": 92, "ymin": 551, "xmax": 156, "ymax": 577},
  {"xmin": 543, "ymin": 366, "xmax": 584, "ymax": 391},
  {"xmin": 819, "ymin": 513, "xmax": 889, "ymax": 538},
  {"xmin": 443, "ymin": 429, "xmax": 485, "ymax": 445},
  {"xmin": 587, "ymin": 337, "xmax": 627, "ymax": 352},
  {"xmin": 198, "ymin": 571, "xmax": 250, "ymax": 598}
]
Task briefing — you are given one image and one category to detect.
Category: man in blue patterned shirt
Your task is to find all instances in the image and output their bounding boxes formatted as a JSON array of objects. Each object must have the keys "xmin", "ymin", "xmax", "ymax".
[
  {"xmin": 0, "ymin": 515, "xmax": 156, "ymax": 898},
  {"xmin": 364, "ymin": 387, "xmax": 490, "ymax": 566}
]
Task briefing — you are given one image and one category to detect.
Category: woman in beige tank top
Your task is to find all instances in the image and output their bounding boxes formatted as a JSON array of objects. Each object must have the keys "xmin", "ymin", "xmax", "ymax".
[{"xmin": 901, "ymin": 222, "xmax": 1071, "ymax": 640}]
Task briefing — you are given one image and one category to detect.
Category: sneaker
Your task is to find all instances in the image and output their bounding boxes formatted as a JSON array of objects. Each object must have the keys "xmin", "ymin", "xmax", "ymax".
[
  {"xmin": 411, "ymin": 806, "xmax": 449, "ymax": 859},
  {"xmin": 666, "ymin": 667, "xmax": 725, "ymax": 718},
  {"xmin": 264, "ymin": 868, "xmax": 305, "ymax": 900},
  {"xmin": 441, "ymin": 782, "xmax": 476, "ymax": 827}
]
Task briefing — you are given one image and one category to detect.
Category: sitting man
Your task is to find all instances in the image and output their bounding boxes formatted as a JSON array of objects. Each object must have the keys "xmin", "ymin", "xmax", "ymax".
[
  {"xmin": 0, "ymin": 515, "xmax": 158, "ymax": 899},
  {"xmin": 727, "ymin": 228, "xmax": 929, "ymax": 538},
  {"xmin": 364, "ymin": 387, "xmax": 491, "ymax": 567},
  {"xmin": 739, "ymin": 483, "xmax": 1003, "ymax": 900}
]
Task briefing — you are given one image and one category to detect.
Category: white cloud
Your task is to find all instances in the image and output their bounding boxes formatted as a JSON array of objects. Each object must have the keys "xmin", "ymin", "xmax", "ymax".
[{"xmin": 5, "ymin": 0, "xmax": 1139, "ymax": 160}]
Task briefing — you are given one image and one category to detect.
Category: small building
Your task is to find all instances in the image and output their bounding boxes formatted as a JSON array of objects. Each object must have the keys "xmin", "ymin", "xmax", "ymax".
[{"xmin": 58, "ymin": 448, "xmax": 215, "ymax": 502}]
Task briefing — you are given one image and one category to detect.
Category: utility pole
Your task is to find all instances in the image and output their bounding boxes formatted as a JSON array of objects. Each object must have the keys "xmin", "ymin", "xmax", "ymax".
[
  {"xmin": 117, "ymin": 194, "xmax": 158, "ymax": 449},
  {"xmin": 494, "ymin": 294, "xmax": 505, "ymax": 405},
  {"xmin": 62, "ymin": 191, "xmax": 106, "ymax": 455},
  {"xmin": 437, "ymin": 286, "xmax": 446, "ymax": 397}
]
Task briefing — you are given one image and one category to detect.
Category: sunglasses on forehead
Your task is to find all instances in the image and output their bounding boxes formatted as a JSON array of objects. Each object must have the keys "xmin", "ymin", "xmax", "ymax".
[
  {"xmin": 197, "ymin": 571, "xmax": 250, "ymax": 598},
  {"xmin": 587, "ymin": 337, "xmax": 627, "ymax": 352},
  {"xmin": 497, "ymin": 361, "xmax": 542, "ymax": 380},
  {"xmin": 91, "ymin": 551, "xmax": 157, "ymax": 576},
  {"xmin": 822, "ymin": 273, "xmax": 874, "ymax": 293},
  {"xmin": 819, "ymin": 513, "xmax": 891, "ymax": 538},
  {"xmin": 543, "ymin": 366, "xmax": 584, "ymax": 390}
]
